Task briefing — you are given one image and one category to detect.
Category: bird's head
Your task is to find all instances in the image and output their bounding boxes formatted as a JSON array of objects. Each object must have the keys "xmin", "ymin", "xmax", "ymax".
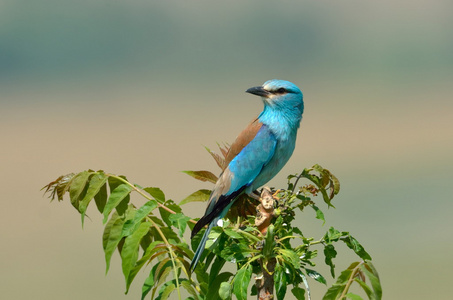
[{"xmin": 246, "ymin": 79, "xmax": 304, "ymax": 115}]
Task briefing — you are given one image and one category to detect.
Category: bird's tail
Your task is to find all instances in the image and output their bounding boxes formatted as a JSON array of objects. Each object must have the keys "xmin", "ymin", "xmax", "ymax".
[{"xmin": 190, "ymin": 219, "xmax": 216, "ymax": 272}]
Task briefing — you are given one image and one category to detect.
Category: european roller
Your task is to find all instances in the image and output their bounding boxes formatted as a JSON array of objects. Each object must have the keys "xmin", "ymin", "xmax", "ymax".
[{"xmin": 190, "ymin": 79, "xmax": 304, "ymax": 271}]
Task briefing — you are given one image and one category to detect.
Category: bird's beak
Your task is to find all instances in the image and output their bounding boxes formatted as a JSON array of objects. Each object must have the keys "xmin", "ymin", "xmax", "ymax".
[{"xmin": 246, "ymin": 86, "xmax": 270, "ymax": 98}]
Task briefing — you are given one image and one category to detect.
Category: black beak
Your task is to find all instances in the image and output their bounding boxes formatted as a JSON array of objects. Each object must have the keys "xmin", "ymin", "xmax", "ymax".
[{"xmin": 246, "ymin": 86, "xmax": 270, "ymax": 97}]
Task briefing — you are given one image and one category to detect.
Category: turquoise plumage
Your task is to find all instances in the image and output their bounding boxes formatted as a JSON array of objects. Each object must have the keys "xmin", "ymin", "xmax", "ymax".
[{"xmin": 190, "ymin": 79, "xmax": 304, "ymax": 271}]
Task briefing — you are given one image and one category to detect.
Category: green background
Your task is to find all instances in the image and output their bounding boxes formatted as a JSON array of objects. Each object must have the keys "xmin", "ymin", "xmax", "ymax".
[{"xmin": 1, "ymin": 1, "xmax": 452, "ymax": 299}]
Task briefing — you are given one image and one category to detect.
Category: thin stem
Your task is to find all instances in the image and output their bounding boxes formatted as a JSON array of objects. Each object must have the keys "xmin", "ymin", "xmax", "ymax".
[
  {"xmin": 291, "ymin": 171, "xmax": 306, "ymax": 194},
  {"xmin": 339, "ymin": 261, "xmax": 365, "ymax": 299},
  {"xmin": 107, "ymin": 173, "xmax": 197, "ymax": 224}
]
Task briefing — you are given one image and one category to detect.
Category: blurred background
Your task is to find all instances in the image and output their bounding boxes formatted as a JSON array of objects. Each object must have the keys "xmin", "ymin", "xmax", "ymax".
[{"xmin": 1, "ymin": 0, "xmax": 452, "ymax": 299}]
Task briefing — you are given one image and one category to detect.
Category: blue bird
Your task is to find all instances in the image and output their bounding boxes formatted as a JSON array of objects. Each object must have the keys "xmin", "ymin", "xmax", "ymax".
[{"xmin": 190, "ymin": 79, "xmax": 304, "ymax": 271}]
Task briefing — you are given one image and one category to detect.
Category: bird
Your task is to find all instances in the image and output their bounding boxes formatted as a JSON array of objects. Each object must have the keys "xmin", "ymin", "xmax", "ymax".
[{"xmin": 190, "ymin": 79, "xmax": 304, "ymax": 272}]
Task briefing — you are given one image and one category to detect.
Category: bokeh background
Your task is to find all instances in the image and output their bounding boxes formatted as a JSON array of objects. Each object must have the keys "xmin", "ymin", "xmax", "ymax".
[{"xmin": 1, "ymin": 0, "xmax": 452, "ymax": 299}]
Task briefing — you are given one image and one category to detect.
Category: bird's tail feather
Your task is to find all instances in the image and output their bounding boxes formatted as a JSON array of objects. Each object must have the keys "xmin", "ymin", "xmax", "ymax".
[{"xmin": 190, "ymin": 219, "xmax": 216, "ymax": 272}]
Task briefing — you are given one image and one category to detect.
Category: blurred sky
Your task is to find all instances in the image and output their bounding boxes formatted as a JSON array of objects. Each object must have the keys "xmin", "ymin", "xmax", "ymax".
[{"xmin": 1, "ymin": 0, "xmax": 452, "ymax": 299}]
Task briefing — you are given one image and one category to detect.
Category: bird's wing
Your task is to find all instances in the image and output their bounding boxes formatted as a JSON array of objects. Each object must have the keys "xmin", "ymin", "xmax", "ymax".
[
  {"xmin": 191, "ymin": 122, "xmax": 277, "ymax": 237},
  {"xmin": 223, "ymin": 118, "xmax": 263, "ymax": 169}
]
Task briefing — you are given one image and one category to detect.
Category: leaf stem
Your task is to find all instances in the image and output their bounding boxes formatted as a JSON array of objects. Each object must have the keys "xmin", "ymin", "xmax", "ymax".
[{"xmin": 107, "ymin": 173, "xmax": 197, "ymax": 224}]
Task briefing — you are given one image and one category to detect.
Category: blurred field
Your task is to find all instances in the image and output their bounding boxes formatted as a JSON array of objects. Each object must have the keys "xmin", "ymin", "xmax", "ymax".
[{"xmin": 1, "ymin": 1, "xmax": 452, "ymax": 299}]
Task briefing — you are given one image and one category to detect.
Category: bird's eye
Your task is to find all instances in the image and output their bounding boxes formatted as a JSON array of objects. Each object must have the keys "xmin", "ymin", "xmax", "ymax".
[{"xmin": 276, "ymin": 88, "xmax": 286, "ymax": 94}]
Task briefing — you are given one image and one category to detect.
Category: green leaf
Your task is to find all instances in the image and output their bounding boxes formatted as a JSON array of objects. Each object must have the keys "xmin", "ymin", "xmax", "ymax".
[
  {"xmin": 143, "ymin": 187, "xmax": 166, "ymax": 203},
  {"xmin": 354, "ymin": 278, "xmax": 373, "ymax": 299},
  {"xmin": 94, "ymin": 180, "xmax": 108, "ymax": 213},
  {"xmin": 345, "ymin": 293, "xmax": 363, "ymax": 300},
  {"xmin": 219, "ymin": 281, "xmax": 232, "ymax": 300},
  {"xmin": 324, "ymin": 227, "xmax": 341, "ymax": 243},
  {"xmin": 341, "ymin": 235, "xmax": 372, "ymax": 261},
  {"xmin": 182, "ymin": 170, "xmax": 218, "ymax": 184},
  {"xmin": 291, "ymin": 286, "xmax": 305, "ymax": 300},
  {"xmin": 141, "ymin": 263, "xmax": 159, "ymax": 300},
  {"xmin": 79, "ymin": 172, "xmax": 108, "ymax": 225},
  {"xmin": 324, "ymin": 244, "xmax": 337, "ymax": 277},
  {"xmin": 103, "ymin": 180, "xmax": 132, "ymax": 223},
  {"xmin": 263, "ymin": 224, "xmax": 275, "ymax": 258},
  {"xmin": 362, "ymin": 261, "xmax": 382, "ymax": 299},
  {"xmin": 168, "ymin": 213, "xmax": 191, "ymax": 237},
  {"xmin": 311, "ymin": 204, "xmax": 325, "ymax": 224},
  {"xmin": 322, "ymin": 262, "xmax": 360, "ymax": 300},
  {"xmin": 152, "ymin": 260, "xmax": 173, "ymax": 299},
  {"xmin": 126, "ymin": 241, "xmax": 163, "ymax": 293},
  {"xmin": 305, "ymin": 268, "xmax": 327, "ymax": 285},
  {"xmin": 279, "ymin": 248, "xmax": 300, "ymax": 269},
  {"xmin": 220, "ymin": 243, "xmax": 257, "ymax": 262},
  {"xmin": 180, "ymin": 189, "xmax": 211, "ymax": 205},
  {"xmin": 122, "ymin": 200, "xmax": 159, "ymax": 237},
  {"xmin": 155, "ymin": 280, "xmax": 176, "ymax": 300},
  {"xmin": 322, "ymin": 284, "xmax": 343, "ymax": 300},
  {"xmin": 159, "ymin": 200, "xmax": 182, "ymax": 227},
  {"xmin": 69, "ymin": 171, "xmax": 90, "ymax": 210},
  {"xmin": 180, "ymin": 279, "xmax": 199, "ymax": 300},
  {"xmin": 275, "ymin": 264, "xmax": 288, "ymax": 300},
  {"xmin": 121, "ymin": 222, "xmax": 151, "ymax": 283},
  {"xmin": 223, "ymin": 228, "xmax": 244, "ymax": 240},
  {"xmin": 206, "ymin": 272, "xmax": 234, "ymax": 300},
  {"xmin": 208, "ymin": 256, "xmax": 226, "ymax": 285},
  {"xmin": 233, "ymin": 265, "xmax": 252, "ymax": 300},
  {"xmin": 102, "ymin": 212, "xmax": 124, "ymax": 274}
]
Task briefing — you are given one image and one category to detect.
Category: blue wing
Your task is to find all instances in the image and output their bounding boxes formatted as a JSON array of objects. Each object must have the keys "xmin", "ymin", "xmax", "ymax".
[
  {"xmin": 190, "ymin": 124, "xmax": 277, "ymax": 271},
  {"xmin": 192, "ymin": 124, "xmax": 277, "ymax": 236}
]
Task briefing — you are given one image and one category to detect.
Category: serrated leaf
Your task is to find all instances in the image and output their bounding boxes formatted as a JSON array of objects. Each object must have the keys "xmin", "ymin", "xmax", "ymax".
[
  {"xmin": 324, "ymin": 244, "xmax": 337, "ymax": 277},
  {"xmin": 341, "ymin": 235, "xmax": 372, "ymax": 261},
  {"xmin": 143, "ymin": 187, "xmax": 165, "ymax": 203},
  {"xmin": 180, "ymin": 189, "xmax": 211, "ymax": 205},
  {"xmin": 168, "ymin": 213, "xmax": 191, "ymax": 237},
  {"xmin": 275, "ymin": 264, "xmax": 288, "ymax": 300},
  {"xmin": 219, "ymin": 281, "xmax": 232, "ymax": 300},
  {"xmin": 79, "ymin": 172, "xmax": 108, "ymax": 225},
  {"xmin": 182, "ymin": 170, "xmax": 218, "ymax": 184},
  {"xmin": 102, "ymin": 212, "xmax": 124, "ymax": 274},
  {"xmin": 121, "ymin": 222, "xmax": 151, "ymax": 284},
  {"xmin": 69, "ymin": 171, "xmax": 90, "ymax": 210},
  {"xmin": 122, "ymin": 200, "xmax": 158, "ymax": 237},
  {"xmin": 233, "ymin": 265, "xmax": 252, "ymax": 300},
  {"xmin": 324, "ymin": 227, "xmax": 342, "ymax": 243},
  {"xmin": 291, "ymin": 286, "xmax": 305, "ymax": 300},
  {"xmin": 103, "ymin": 178, "xmax": 132, "ymax": 223},
  {"xmin": 279, "ymin": 248, "xmax": 300, "ymax": 269}
]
